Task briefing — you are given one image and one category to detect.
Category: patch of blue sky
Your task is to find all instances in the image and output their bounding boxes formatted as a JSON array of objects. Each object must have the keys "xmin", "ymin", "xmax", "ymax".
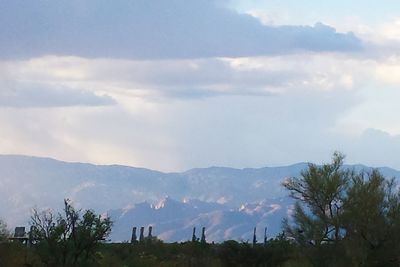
[{"xmin": 229, "ymin": 0, "xmax": 400, "ymax": 25}]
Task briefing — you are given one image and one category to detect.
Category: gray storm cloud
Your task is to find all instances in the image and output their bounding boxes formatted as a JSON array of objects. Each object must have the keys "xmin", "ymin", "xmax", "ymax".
[
  {"xmin": 0, "ymin": 0, "xmax": 362, "ymax": 59},
  {"xmin": 0, "ymin": 85, "xmax": 115, "ymax": 108}
]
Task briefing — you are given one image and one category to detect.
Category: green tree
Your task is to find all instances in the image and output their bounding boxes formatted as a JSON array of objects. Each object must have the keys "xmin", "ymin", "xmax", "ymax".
[
  {"xmin": 283, "ymin": 152, "xmax": 351, "ymax": 247},
  {"xmin": 283, "ymin": 153, "xmax": 400, "ymax": 267},
  {"xmin": 342, "ymin": 170, "xmax": 400, "ymax": 266},
  {"xmin": 30, "ymin": 199, "xmax": 112, "ymax": 267},
  {"xmin": 0, "ymin": 219, "xmax": 9, "ymax": 241}
]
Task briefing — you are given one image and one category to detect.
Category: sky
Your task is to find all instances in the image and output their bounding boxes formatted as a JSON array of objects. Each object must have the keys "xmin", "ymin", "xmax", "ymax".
[{"xmin": 1, "ymin": 0, "xmax": 400, "ymax": 171}]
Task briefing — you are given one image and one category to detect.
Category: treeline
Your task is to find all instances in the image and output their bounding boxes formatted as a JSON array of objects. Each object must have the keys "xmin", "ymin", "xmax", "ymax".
[
  {"xmin": 0, "ymin": 234, "xmax": 299, "ymax": 267},
  {"xmin": 283, "ymin": 152, "xmax": 400, "ymax": 266},
  {"xmin": 1, "ymin": 152, "xmax": 400, "ymax": 266}
]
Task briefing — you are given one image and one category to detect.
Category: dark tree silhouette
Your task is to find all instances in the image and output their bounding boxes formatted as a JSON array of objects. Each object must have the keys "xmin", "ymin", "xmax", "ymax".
[{"xmin": 30, "ymin": 199, "xmax": 112, "ymax": 266}]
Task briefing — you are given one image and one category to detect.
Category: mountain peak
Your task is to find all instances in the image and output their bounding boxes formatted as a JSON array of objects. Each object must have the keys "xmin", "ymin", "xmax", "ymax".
[{"xmin": 153, "ymin": 196, "xmax": 181, "ymax": 210}]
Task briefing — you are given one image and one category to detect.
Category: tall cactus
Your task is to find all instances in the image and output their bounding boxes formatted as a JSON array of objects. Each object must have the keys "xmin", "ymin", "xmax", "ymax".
[
  {"xmin": 192, "ymin": 227, "xmax": 197, "ymax": 242},
  {"xmin": 252, "ymin": 227, "xmax": 257, "ymax": 247},
  {"xmin": 264, "ymin": 227, "xmax": 268, "ymax": 246},
  {"xmin": 139, "ymin": 226, "xmax": 145, "ymax": 242},
  {"xmin": 131, "ymin": 227, "xmax": 137, "ymax": 243},
  {"xmin": 201, "ymin": 227, "xmax": 206, "ymax": 244}
]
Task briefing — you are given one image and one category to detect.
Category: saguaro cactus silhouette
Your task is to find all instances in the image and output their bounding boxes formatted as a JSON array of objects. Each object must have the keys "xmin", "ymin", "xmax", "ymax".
[
  {"xmin": 131, "ymin": 227, "xmax": 137, "ymax": 243},
  {"xmin": 252, "ymin": 227, "xmax": 257, "ymax": 247},
  {"xmin": 139, "ymin": 227, "xmax": 145, "ymax": 242},
  {"xmin": 192, "ymin": 227, "xmax": 197, "ymax": 242},
  {"xmin": 264, "ymin": 227, "xmax": 268, "ymax": 246},
  {"xmin": 201, "ymin": 227, "xmax": 206, "ymax": 244}
]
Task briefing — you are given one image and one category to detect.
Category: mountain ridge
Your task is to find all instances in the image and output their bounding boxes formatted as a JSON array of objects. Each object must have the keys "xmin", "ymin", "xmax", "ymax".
[
  {"xmin": 1, "ymin": 154, "xmax": 400, "ymax": 242},
  {"xmin": 2, "ymin": 154, "xmax": 397, "ymax": 175}
]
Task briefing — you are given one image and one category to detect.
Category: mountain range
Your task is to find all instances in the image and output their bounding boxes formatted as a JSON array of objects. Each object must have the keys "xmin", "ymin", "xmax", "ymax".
[{"xmin": 1, "ymin": 154, "xmax": 399, "ymax": 242}]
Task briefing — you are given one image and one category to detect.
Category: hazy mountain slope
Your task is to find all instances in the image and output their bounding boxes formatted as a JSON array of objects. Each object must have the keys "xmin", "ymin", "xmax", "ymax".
[
  {"xmin": 0, "ymin": 155, "xmax": 309, "ymax": 225},
  {"xmin": 109, "ymin": 196, "xmax": 293, "ymax": 242},
  {"xmin": 1, "ymin": 154, "xmax": 399, "ymax": 242},
  {"xmin": 182, "ymin": 164, "xmax": 309, "ymax": 205}
]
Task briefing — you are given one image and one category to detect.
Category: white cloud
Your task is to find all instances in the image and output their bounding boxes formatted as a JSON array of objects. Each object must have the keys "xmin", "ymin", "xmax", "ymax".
[
  {"xmin": 0, "ymin": 28, "xmax": 399, "ymax": 170},
  {"xmin": 245, "ymin": 9, "xmax": 290, "ymax": 26},
  {"xmin": 375, "ymin": 56, "xmax": 400, "ymax": 84},
  {"xmin": 345, "ymin": 128, "xmax": 400, "ymax": 169},
  {"xmin": 377, "ymin": 19, "xmax": 400, "ymax": 42},
  {"xmin": 0, "ymin": 54, "xmax": 371, "ymax": 103}
]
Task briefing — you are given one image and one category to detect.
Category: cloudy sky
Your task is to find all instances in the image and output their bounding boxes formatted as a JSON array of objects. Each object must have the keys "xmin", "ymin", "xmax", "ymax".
[{"xmin": 1, "ymin": 0, "xmax": 400, "ymax": 171}]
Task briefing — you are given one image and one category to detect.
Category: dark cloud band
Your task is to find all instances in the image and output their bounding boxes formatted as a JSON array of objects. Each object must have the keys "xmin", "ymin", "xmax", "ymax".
[
  {"xmin": 0, "ymin": 85, "xmax": 115, "ymax": 108},
  {"xmin": 0, "ymin": 0, "xmax": 362, "ymax": 59}
]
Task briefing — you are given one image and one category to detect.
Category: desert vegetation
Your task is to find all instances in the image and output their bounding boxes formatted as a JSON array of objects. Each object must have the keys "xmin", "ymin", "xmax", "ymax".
[{"xmin": 1, "ymin": 153, "xmax": 400, "ymax": 267}]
